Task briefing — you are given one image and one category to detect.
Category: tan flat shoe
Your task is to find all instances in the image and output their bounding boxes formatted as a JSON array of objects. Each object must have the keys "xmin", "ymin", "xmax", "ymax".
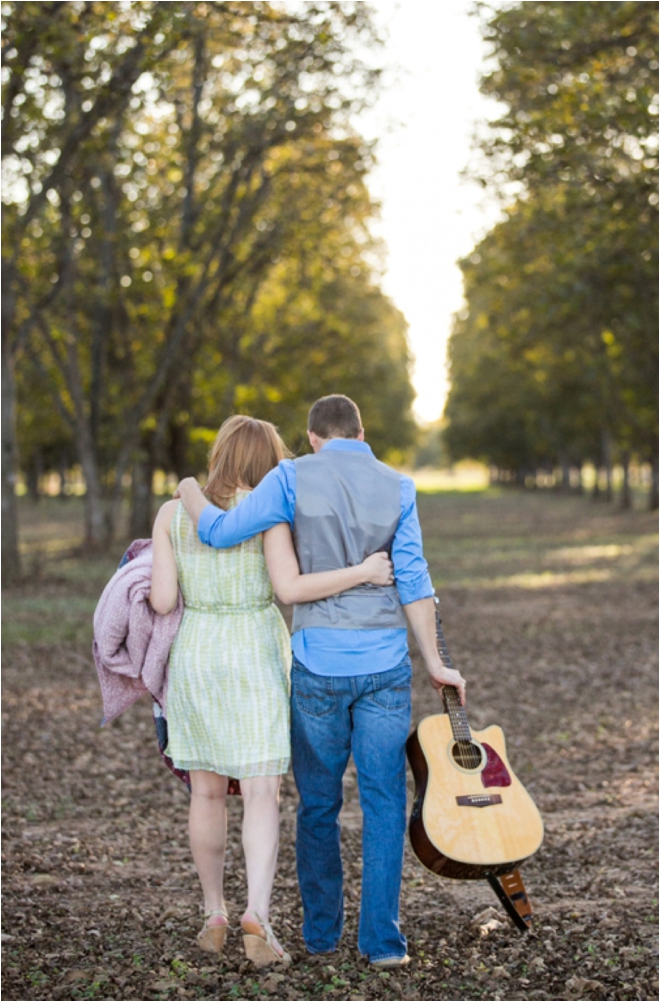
[
  {"xmin": 241, "ymin": 912, "xmax": 291, "ymax": 968},
  {"xmin": 371, "ymin": 954, "xmax": 411, "ymax": 969},
  {"xmin": 197, "ymin": 908, "xmax": 229, "ymax": 954}
]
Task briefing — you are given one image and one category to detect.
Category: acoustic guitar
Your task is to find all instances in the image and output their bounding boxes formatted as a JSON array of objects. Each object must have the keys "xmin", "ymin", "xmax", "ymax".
[{"xmin": 406, "ymin": 606, "xmax": 543, "ymax": 929}]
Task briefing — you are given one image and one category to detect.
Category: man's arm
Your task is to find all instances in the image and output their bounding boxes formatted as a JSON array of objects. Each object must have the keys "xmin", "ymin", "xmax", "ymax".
[
  {"xmin": 391, "ymin": 476, "xmax": 435, "ymax": 605},
  {"xmin": 392, "ymin": 476, "xmax": 466, "ymax": 703},
  {"xmin": 404, "ymin": 597, "xmax": 466, "ymax": 704},
  {"xmin": 174, "ymin": 461, "xmax": 296, "ymax": 548}
]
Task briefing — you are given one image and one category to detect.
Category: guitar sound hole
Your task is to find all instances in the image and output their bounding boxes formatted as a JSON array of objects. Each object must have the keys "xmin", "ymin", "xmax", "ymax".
[{"xmin": 452, "ymin": 740, "xmax": 483, "ymax": 771}]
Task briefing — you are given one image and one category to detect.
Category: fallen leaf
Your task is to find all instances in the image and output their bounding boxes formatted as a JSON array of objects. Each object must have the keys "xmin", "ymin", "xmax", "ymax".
[
  {"xmin": 151, "ymin": 979, "xmax": 174, "ymax": 993},
  {"xmin": 26, "ymin": 873, "xmax": 56, "ymax": 886},
  {"xmin": 262, "ymin": 974, "xmax": 286, "ymax": 993},
  {"xmin": 479, "ymin": 917, "xmax": 505, "ymax": 936},
  {"xmin": 470, "ymin": 906, "xmax": 502, "ymax": 927},
  {"xmin": 565, "ymin": 975, "xmax": 605, "ymax": 999},
  {"xmin": 64, "ymin": 969, "xmax": 92, "ymax": 983}
]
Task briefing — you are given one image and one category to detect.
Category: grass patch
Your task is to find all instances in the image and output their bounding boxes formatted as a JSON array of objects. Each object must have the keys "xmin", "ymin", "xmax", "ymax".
[
  {"xmin": 2, "ymin": 593, "xmax": 100, "ymax": 646},
  {"xmin": 4, "ymin": 490, "xmax": 657, "ymax": 642},
  {"xmin": 417, "ymin": 491, "xmax": 658, "ymax": 589}
]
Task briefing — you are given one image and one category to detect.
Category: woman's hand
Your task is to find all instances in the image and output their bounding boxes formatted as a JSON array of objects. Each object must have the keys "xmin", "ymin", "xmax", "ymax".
[
  {"xmin": 173, "ymin": 477, "xmax": 209, "ymax": 528},
  {"xmin": 360, "ymin": 551, "xmax": 395, "ymax": 587}
]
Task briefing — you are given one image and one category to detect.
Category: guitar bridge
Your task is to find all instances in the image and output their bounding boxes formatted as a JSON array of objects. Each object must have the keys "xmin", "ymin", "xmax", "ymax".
[{"xmin": 456, "ymin": 794, "xmax": 503, "ymax": 808}]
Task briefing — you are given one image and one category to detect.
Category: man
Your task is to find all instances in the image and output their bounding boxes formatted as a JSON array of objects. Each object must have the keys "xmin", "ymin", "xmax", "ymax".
[{"xmin": 175, "ymin": 394, "xmax": 465, "ymax": 968}]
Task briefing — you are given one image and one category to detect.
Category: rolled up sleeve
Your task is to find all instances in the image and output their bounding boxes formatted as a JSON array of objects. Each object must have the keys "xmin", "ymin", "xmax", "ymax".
[
  {"xmin": 392, "ymin": 476, "xmax": 434, "ymax": 605},
  {"xmin": 198, "ymin": 461, "xmax": 296, "ymax": 548}
]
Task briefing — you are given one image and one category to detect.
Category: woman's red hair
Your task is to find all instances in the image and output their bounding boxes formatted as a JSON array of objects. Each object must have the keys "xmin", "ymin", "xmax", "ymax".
[{"xmin": 204, "ymin": 415, "xmax": 290, "ymax": 510}]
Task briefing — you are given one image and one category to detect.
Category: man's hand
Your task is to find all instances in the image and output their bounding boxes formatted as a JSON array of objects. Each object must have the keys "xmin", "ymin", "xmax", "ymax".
[
  {"xmin": 426, "ymin": 660, "xmax": 467, "ymax": 705},
  {"xmin": 403, "ymin": 597, "xmax": 467, "ymax": 705},
  {"xmin": 173, "ymin": 477, "xmax": 209, "ymax": 529}
]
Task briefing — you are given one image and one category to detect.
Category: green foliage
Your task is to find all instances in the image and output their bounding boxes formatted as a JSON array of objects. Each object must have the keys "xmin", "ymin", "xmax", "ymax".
[
  {"xmin": 445, "ymin": 2, "xmax": 658, "ymax": 483},
  {"xmin": 413, "ymin": 421, "xmax": 447, "ymax": 469},
  {"xmin": 2, "ymin": 1, "xmax": 415, "ymax": 539},
  {"xmin": 476, "ymin": 0, "xmax": 658, "ymax": 197}
]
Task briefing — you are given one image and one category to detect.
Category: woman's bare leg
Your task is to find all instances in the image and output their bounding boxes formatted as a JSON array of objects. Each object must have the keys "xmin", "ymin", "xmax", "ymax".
[
  {"xmin": 240, "ymin": 775, "xmax": 282, "ymax": 924},
  {"xmin": 189, "ymin": 770, "xmax": 228, "ymax": 920}
]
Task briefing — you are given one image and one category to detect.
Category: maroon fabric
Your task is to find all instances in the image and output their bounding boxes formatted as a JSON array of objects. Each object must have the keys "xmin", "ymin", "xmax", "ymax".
[{"xmin": 481, "ymin": 742, "xmax": 512, "ymax": 788}]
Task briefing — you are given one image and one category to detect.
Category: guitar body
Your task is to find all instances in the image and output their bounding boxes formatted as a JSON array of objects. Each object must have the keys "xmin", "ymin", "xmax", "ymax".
[{"xmin": 407, "ymin": 714, "xmax": 544, "ymax": 879}]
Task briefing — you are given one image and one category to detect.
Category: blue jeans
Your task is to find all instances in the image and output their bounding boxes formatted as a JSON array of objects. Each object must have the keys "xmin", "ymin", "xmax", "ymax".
[{"xmin": 290, "ymin": 654, "xmax": 412, "ymax": 962}]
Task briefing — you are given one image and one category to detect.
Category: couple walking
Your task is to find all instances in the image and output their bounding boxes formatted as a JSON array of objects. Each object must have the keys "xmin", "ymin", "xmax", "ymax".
[{"xmin": 151, "ymin": 394, "xmax": 465, "ymax": 969}]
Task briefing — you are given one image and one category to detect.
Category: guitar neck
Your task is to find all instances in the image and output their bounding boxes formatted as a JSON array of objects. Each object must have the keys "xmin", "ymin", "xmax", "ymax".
[{"xmin": 434, "ymin": 604, "xmax": 472, "ymax": 742}]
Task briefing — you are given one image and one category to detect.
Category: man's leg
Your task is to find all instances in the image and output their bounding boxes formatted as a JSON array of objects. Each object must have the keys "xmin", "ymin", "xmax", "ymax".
[
  {"xmin": 291, "ymin": 657, "xmax": 352, "ymax": 953},
  {"xmin": 351, "ymin": 656, "xmax": 412, "ymax": 962}
]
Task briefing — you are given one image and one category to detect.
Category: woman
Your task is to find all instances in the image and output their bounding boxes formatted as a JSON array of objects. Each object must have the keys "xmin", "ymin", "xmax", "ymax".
[{"xmin": 149, "ymin": 416, "xmax": 393, "ymax": 967}]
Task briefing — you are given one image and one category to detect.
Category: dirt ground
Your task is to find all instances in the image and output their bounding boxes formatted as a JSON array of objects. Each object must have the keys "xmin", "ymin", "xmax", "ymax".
[{"xmin": 2, "ymin": 489, "xmax": 658, "ymax": 1001}]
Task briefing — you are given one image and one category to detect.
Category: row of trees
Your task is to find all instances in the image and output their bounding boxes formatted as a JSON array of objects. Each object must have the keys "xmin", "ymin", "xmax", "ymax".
[
  {"xmin": 2, "ymin": 1, "xmax": 415, "ymax": 579},
  {"xmin": 444, "ymin": 1, "xmax": 658, "ymax": 506}
]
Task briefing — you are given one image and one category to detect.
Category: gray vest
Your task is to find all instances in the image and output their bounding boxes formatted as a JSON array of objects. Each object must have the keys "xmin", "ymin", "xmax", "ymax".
[{"xmin": 292, "ymin": 447, "xmax": 407, "ymax": 633}]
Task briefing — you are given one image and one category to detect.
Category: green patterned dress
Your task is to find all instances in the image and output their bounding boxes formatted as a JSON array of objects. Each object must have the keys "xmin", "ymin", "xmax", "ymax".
[{"xmin": 165, "ymin": 495, "xmax": 291, "ymax": 778}]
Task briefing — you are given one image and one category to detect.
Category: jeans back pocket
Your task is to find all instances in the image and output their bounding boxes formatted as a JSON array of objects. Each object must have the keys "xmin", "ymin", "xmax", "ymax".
[
  {"xmin": 293, "ymin": 663, "xmax": 337, "ymax": 717},
  {"xmin": 370, "ymin": 658, "xmax": 412, "ymax": 710}
]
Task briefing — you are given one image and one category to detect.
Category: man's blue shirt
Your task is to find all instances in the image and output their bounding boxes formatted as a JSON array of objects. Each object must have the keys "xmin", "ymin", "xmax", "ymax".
[{"xmin": 197, "ymin": 439, "xmax": 434, "ymax": 676}]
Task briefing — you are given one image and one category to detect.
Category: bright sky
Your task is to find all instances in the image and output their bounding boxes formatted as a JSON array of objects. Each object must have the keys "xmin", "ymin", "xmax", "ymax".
[{"xmin": 357, "ymin": 0, "xmax": 503, "ymax": 423}]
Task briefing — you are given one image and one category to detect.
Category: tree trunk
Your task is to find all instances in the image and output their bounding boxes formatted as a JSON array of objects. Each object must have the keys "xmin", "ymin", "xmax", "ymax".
[
  {"xmin": 57, "ymin": 456, "xmax": 70, "ymax": 499},
  {"xmin": 1, "ymin": 324, "xmax": 21, "ymax": 582},
  {"xmin": 168, "ymin": 418, "xmax": 193, "ymax": 479},
  {"xmin": 649, "ymin": 456, "xmax": 659, "ymax": 511},
  {"xmin": 77, "ymin": 428, "xmax": 109, "ymax": 549},
  {"xmin": 619, "ymin": 452, "xmax": 631, "ymax": 510},
  {"xmin": 602, "ymin": 429, "xmax": 613, "ymax": 502},
  {"xmin": 129, "ymin": 449, "xmax": 155, "ymax": 540},
  {"xmin": 27, "ymin": 451, "xmax": 43, "ymax": 502}
]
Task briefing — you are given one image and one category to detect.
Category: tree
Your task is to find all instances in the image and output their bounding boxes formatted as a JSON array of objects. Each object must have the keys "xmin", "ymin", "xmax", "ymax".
[
  {"xmin": 2, "ymin": 0, "xmax": 188, "ymax": 570},
  {"xmin": 181, "ymin": 158, "xmax": 415, "ymax": 470},
  {"xmin": 444, "ymin": 2, "xmax": 658, "ymax": 503},
  {"xmin": 4, "ymin": 2, "xmax": 403, "ymax": 550}
]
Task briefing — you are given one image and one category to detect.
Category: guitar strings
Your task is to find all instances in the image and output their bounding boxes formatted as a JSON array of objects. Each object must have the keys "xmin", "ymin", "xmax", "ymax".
[
  {"xmin": 436, "ymin": 616, "xmax": 482, "ymax": 770},
  {"xmin": 452, "ymin": 739, "xmax": 482, "ymax": 769}
]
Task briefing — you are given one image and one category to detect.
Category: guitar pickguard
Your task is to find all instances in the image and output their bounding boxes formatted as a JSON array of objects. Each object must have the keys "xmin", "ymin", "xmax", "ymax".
[{"xmin": 481, "ymin": 742, "xmax": 512, "ymax": 789}]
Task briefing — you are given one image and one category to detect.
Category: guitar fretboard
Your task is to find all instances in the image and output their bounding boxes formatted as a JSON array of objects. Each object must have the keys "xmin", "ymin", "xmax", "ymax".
[{"xmin": 435, "ymin": 607, "xmax": 472, "ymax": 743}]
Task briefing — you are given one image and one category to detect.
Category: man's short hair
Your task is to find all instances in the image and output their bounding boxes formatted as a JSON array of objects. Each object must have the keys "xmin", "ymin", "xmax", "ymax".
[{"xmin": 308, "ymin": 395, "xmax": 362, "ymax": 439}]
